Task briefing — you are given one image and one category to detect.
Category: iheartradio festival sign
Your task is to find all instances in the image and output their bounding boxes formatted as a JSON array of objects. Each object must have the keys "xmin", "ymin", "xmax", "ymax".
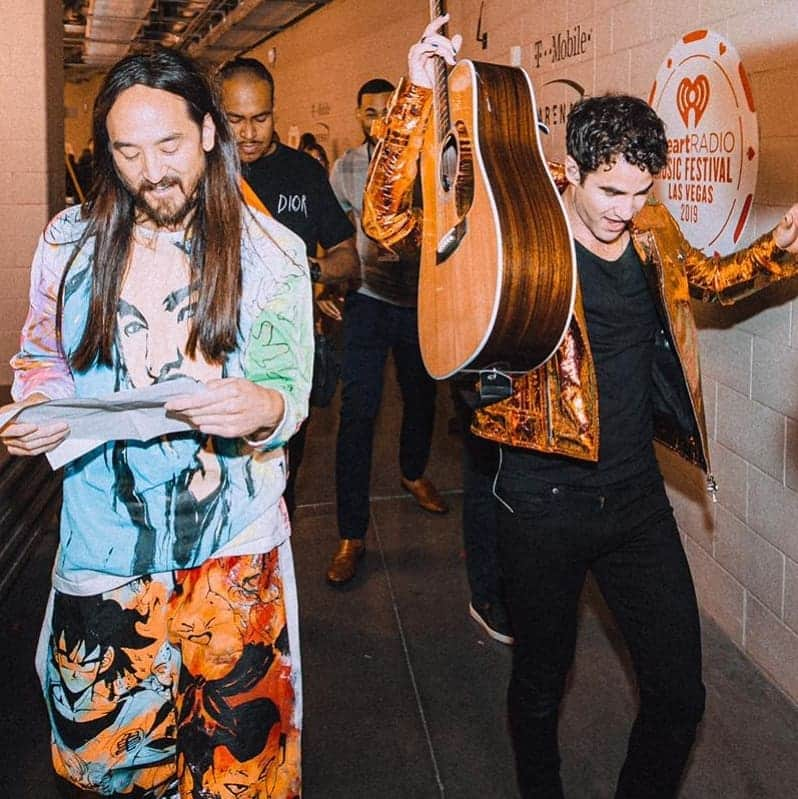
[{"xmin": 649, "ymin": 30, "xmax": 759, "ymax": 255}]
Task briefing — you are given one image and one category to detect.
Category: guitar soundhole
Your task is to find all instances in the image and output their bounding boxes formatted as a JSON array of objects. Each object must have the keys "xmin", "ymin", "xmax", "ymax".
[
  {"xmin": 439, "ymin": 133, "xmax": 458, "ymax": 192},
  {"xmin": 454, "ymin": 120, "xmax": 475, "ymax": 218}
]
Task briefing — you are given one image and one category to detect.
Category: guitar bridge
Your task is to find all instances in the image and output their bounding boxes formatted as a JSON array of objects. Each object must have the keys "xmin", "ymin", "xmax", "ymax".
[{"xmin": 436, "ymin": 219, "xmax": 467, "ymax": 263}]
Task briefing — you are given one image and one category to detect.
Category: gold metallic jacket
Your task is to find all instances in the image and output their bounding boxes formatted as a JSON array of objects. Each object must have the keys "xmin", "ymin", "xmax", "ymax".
[{"xmin": 363, "ymin": 79, "xmax": 798, "ymax": 481}]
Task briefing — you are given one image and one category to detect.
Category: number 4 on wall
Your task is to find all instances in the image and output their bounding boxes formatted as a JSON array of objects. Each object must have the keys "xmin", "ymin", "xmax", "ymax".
[{"xmin": 476, "ymin": 1, "xmax": 488, "ymax": 49}]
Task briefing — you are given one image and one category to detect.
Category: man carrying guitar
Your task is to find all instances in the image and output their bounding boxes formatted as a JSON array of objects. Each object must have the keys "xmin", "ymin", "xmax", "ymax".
[{"xmin": 362, "ymin": 15, "xmax": 798, "ymax": 798}]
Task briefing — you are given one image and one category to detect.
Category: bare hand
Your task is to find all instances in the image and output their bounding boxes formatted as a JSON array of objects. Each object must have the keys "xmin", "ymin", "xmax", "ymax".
[
  {"xmin": 164, "ymin": 377, "xmax": 284, "ymax": 441},
  {"xmin": 316, "ymin": 294, "xmax": 344, "ymax": 321},
  {"xmin": 773, "ymin": 204, "xmax": 798, "ymax": 253},
  {"xmin": 408, "ymin": 14, "xmax": 463, "ymax": 88},
  {"xmin": 0, "ymin": 394, "xmax": 69, "ymax": 457}
]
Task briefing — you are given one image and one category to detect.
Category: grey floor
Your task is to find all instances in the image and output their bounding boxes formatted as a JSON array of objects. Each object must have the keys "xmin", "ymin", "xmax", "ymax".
[{"xmin": 1, "ymin": 371, "xmax": 798, "ymax": 798}]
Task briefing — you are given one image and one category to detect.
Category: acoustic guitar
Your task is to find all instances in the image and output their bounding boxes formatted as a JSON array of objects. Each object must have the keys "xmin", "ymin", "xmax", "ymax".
[{"xmin": 418, "ymin": 1, "xmax": 577, "ymax": 379}]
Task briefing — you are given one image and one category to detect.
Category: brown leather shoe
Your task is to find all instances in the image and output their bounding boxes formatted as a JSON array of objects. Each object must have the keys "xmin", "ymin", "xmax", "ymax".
[
  {"xmin": 326, "ymin": 538, "xmax": 365, "ymax": 584},
  {"xmin": 400, "ymin": 476, "xmax": 449, "ymax": 514}
]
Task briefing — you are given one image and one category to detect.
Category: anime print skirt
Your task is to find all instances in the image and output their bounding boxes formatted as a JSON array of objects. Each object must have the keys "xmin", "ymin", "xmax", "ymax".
[{"xmin": 36, "ymin": 541, "xmax": 302, "ymax": 799}]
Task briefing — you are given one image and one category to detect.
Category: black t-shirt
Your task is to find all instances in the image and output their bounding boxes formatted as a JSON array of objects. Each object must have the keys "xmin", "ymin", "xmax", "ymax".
[
  {"xmin": 505, "ymin": 239, "xmax": 661, "ymax": 486},
  {"xmin": 242, "ymin": 143, "xmax": 354, "ymax": 255}
]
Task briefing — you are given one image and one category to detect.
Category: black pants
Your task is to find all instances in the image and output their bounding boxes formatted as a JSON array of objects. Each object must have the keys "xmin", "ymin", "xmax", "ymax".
[
  {"xmin": 336, "ymin": 293, "xmax": 436, "ymax": 538},
  {"xmin": 496, "ymin": 459, "xmax": 705, "ymax": 799},
  {"xmin": 284, "ymin": 416, "xmax": 309, "ymax": 518},
  {"xmin": 451, "ymin": 385, "xmax": 503, "ymax": 606}
]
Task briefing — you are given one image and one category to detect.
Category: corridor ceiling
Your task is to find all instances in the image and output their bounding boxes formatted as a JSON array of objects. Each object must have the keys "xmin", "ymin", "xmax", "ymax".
[{"xmin": 63, "ymin": 0, "xmax": 330, "ymax": 75}]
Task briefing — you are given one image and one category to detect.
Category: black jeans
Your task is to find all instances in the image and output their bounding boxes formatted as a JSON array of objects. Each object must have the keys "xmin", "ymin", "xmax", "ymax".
[
  {"xmin": 452, "ymin": 385, "xmax": 503, "ymax": 606},
  {"xmin": 284, "ymin": 416, "xmax": 309, "ymax": 518},
  {"xmin": 336, "ymin": 293, "xmax": 436, "ymax": 538},
  {"xmin": 496, "ymin": 458, "xmax": 705, "ymax": 799}
]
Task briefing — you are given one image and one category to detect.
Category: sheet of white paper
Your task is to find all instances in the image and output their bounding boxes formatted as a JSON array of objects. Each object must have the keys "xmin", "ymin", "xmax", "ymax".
[{"xmin": 0, "ymin": 378, "xmax": 205, "ymax": 470}]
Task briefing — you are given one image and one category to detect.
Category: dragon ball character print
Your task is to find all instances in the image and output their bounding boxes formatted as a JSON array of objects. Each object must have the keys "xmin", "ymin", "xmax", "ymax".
[{"xmin": 40, "ymin": 546, "xmax": 300, "ymax": 798}]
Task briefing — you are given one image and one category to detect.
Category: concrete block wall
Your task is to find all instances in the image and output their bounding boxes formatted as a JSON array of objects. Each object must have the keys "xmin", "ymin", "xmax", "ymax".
[
  {"xmin": 249, "ymin": 0, "xmax": 428, "ymax": 163},
  {"xmin": 252, "ymin": 0, "xmax": 798, "ymax": 704},
  {"xmin": 0, "ymin": 0, "xmax": 63, "ymax": 387}
]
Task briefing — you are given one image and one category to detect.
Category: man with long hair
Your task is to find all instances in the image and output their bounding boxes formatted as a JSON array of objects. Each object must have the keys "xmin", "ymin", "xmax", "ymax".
[
  {"xmin": 362, "ymin": 16, "xmax": 798, "ymax": 798},
  {"xmin": 0, "ymin": 47, "xmax": 312, "ymax": 798}
]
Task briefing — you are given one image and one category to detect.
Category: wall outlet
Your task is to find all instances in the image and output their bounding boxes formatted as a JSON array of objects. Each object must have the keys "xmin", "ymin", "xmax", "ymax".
[{"xmin": 510, "ymin": 45, "xmax": 522, "ymax": 66}]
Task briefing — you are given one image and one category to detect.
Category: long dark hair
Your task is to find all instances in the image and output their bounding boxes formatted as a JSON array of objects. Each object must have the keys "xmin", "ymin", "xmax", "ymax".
[{"xmin": 68, "ymin": 47, "xmax": 243, "ymax": 371}]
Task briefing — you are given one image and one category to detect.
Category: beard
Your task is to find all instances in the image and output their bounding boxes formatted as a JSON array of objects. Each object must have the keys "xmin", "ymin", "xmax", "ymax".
[{"xmin": 132, "ymin": 174, "xmax": 201, "ymax": 228}]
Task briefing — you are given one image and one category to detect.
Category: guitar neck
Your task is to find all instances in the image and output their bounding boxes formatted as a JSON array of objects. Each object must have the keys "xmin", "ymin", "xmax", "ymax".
[{"xmin": 428, "ymin": 0, "xmax": 451, "ymax": 138}]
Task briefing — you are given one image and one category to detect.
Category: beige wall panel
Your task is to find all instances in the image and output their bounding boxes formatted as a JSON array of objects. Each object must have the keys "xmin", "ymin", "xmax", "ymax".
[
  {"xmin": 714, "ymin": 506, "xmax": 785, "ymax": 616},
  {"xmin": 708, "ymin": 441, "xmax": 748, "ymax": 523},
  {"xmin": 746, "ymin": 595, "xmax": 798, "ymax": 701},
  {"xmin": 0, "ymin": 1, "xmax": 62, "ymax": 386},
  {"xmin": 784, "ymin": 557, "xmax": 798, "ymax": 634},
  {"xmin": 685, "ymin": 536, "xmax": 745, "ymax": 645}
]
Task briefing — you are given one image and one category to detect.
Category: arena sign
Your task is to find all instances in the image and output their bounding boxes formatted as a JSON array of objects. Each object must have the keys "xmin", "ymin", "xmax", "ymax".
[
  {"xmin": 649, "ymin": 30, "xmax": 758, "ymax": 255},
  {"xmin": 535, "ymin": 77, "xmax": 586, "ymax": 162}
]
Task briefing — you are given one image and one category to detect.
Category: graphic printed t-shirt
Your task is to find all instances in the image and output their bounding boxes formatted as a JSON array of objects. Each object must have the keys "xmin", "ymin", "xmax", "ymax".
[
  {"xmin": 12, "ymin": 205, "xmax": 313, "ymax": 594},
  {"xmin": 243, "ymin": 143, "xmax": 354, "ymax": 255}
]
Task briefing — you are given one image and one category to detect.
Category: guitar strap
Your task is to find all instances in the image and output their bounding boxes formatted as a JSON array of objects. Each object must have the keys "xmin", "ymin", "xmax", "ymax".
[{"xmin": 240, "ymin": 177, "xmax": 272, "ymax": 217}]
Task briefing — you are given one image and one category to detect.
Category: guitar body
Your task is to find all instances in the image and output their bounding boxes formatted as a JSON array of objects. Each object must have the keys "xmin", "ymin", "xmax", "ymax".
[{"xmin": 418, "ymin": 58, "xmax": 576, "ymax": 379}]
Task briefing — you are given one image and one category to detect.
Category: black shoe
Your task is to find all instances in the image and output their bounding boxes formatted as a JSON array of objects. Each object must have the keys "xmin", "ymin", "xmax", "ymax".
[{"xmin": 469, "ymin": 601, "xmax": 514, "ymax": 645}]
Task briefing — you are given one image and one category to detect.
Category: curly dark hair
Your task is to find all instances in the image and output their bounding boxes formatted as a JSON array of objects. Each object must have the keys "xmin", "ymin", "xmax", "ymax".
[{"xmin": 566, "ymin": 94, "xmax": 668, "ymax": 179}]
